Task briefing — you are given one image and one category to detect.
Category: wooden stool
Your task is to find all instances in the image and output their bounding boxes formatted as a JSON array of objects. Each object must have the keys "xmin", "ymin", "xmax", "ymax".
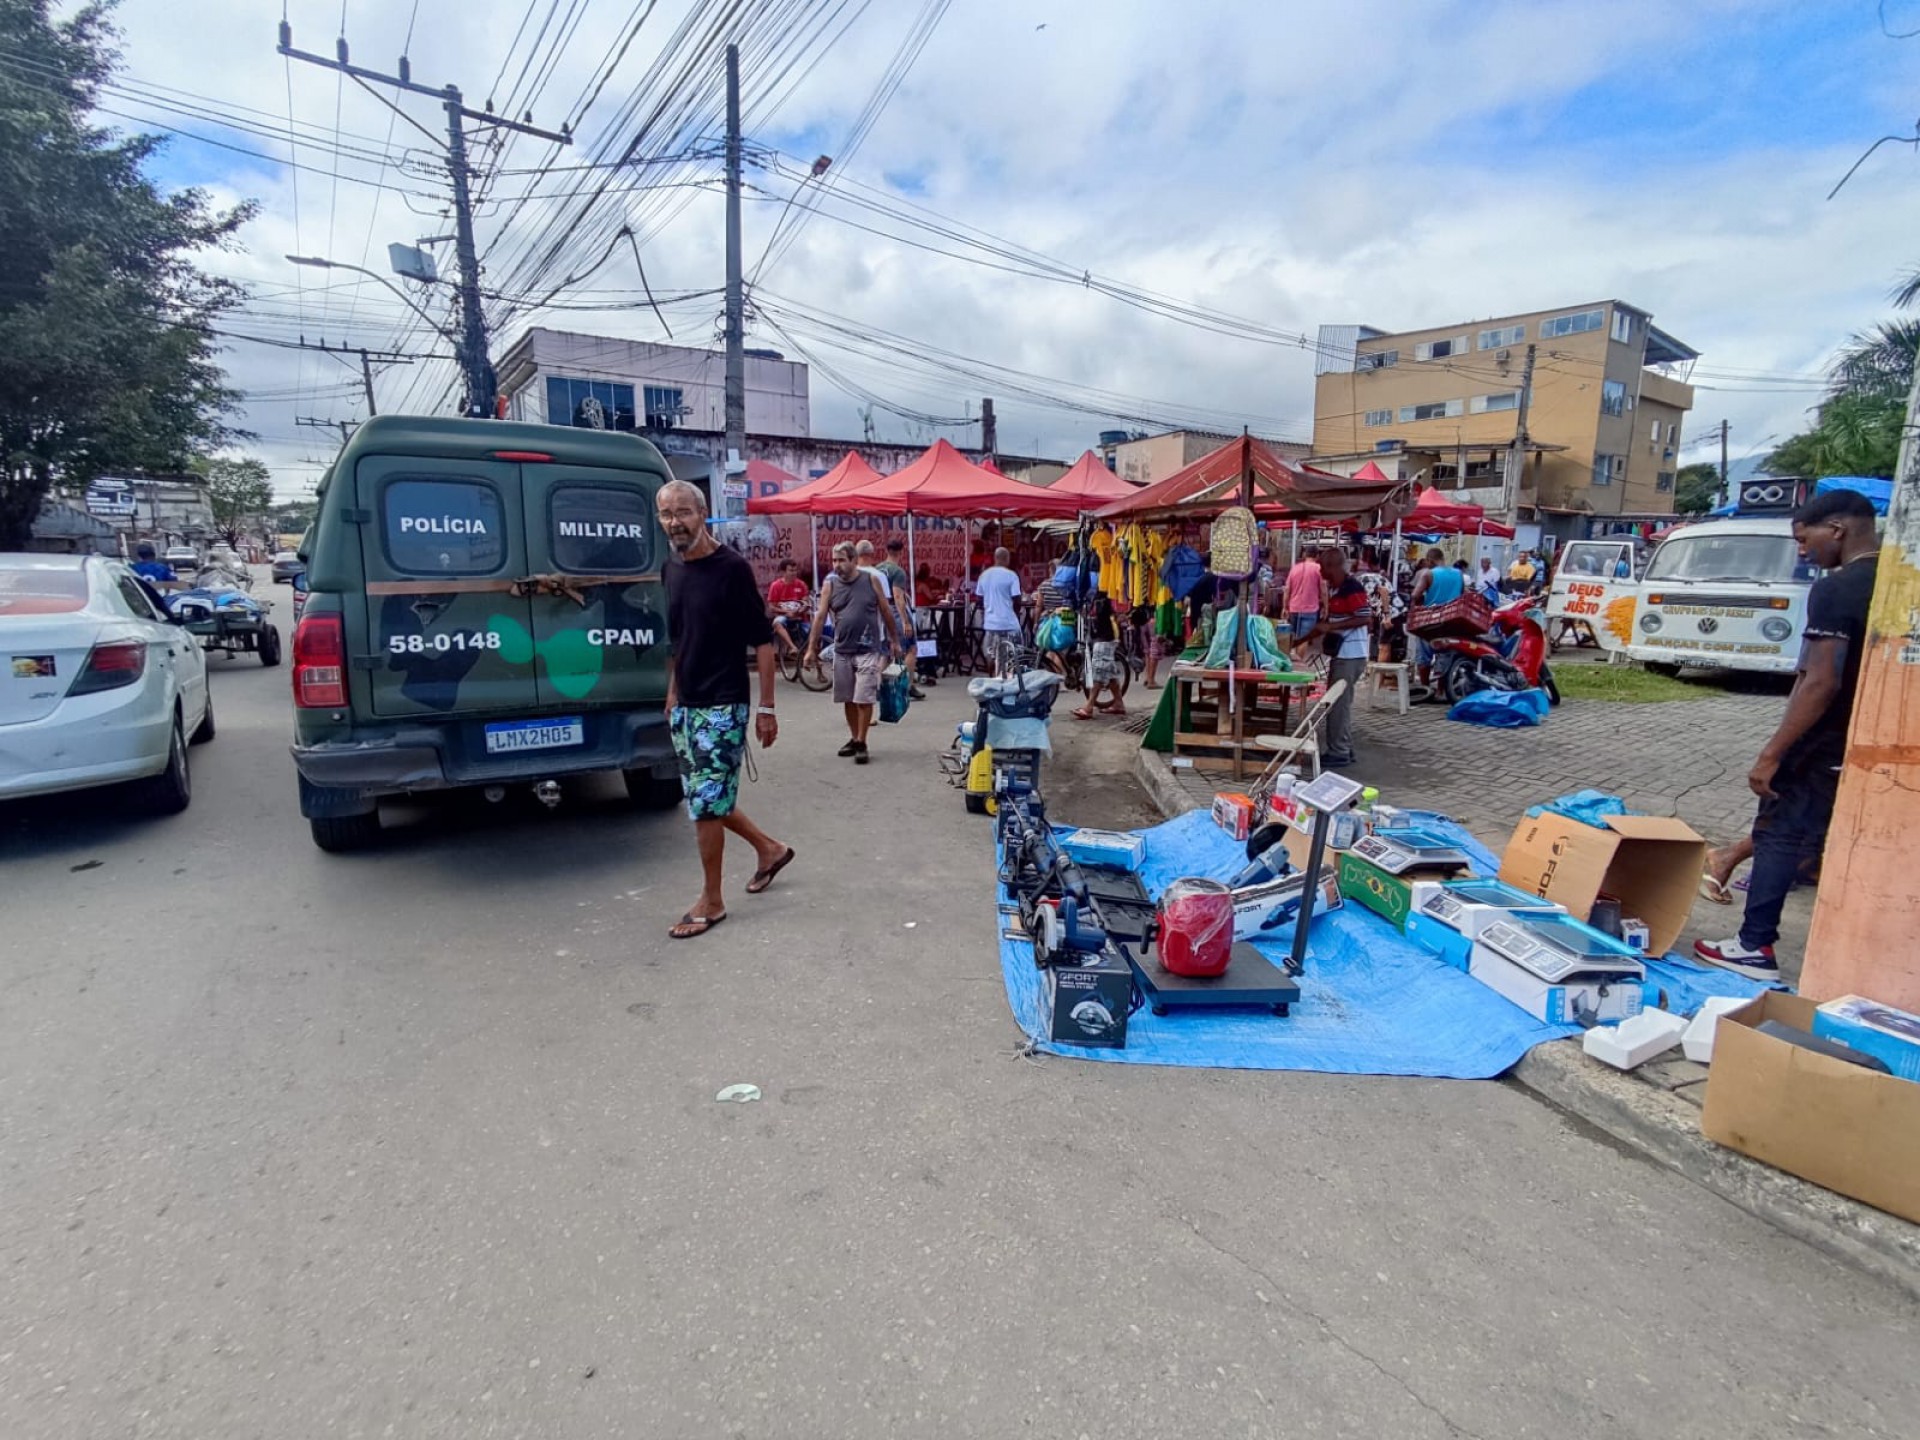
[{"xmin": 1367, "ymin": 661, "xmax": 1411, "ymax": 714}]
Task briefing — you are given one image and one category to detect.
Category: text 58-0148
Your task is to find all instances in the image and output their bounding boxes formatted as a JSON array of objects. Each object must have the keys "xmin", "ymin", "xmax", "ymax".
[{"xmin": 388, "ymin": 632, "xmax": 504, "ymax": 655}]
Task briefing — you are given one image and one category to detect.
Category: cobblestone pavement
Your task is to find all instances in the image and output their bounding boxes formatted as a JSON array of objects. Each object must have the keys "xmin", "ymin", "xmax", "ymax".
[{"xmin": 1153, "ymin": 670, "xmax": 1816, "ymax": 978}]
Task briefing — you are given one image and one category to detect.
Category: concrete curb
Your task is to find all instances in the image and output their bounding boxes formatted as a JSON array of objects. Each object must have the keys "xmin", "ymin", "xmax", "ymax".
[{"xmin": 1132, "ymin": 746, "xmax": 1920, "ymax": 1302}]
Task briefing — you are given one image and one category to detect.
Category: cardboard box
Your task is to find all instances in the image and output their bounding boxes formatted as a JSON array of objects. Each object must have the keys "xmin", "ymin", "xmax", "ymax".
[
  {"xmin": 1060, "ymin": 827, "xmax": 1146, "ymax": 870},
  {"xmin": 1498, "ymin": 811, "xmax": 1706, "ymax": 956},
  {"xmin": 1466, "ymin": 946, "xmax": 1646, "ymax": 1025},
  {"xmin": 1212, "ymin": 792, "xmax": 1255, "ymax": 842},
  {"xmin": 1812, "ymin": 994, "xmax": 1920, "ymax": 1084},
  {"xmin": 1336, "ymin": 852, "xmax": 1460, "ymax": 933},
  {"xmin": 1230, "ymin": 870, "xmax": 1341, "ymax": 942},
  {"xmin": 1697, "ymin": 998, "xmax": 1920, "ymax": 1221},
  {"xmin": 1405, "ymin": 910, "xmax": 1474, "ymax": 970},
  {"xmin": 1702, "ymin": 992, "xmax": 1920, "ymax": 1223},
  {"xmin": 1046, "ymin": 947, "xmax": 1133, "ymax": 1049}
]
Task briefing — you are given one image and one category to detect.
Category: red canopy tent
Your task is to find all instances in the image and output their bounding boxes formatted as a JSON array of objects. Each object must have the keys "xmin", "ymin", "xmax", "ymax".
[
  {"xmin": 746, "ymin": 451, "xmax": 884, "ymax": 515},
  {"xmin": 1093, "ymin": 433, "xmax": 1403, "ymax": 523},
  {"xmin": 744, "ymin": 457, "xmax": 801, "ymax": 491},
  {"xmin": 823, "ymin": 439, "xmax": 1087, "ymax": 519},
  {"xmin": 1045, "ymin": 449, "xmax": 1136, "ymax": 509},
  {"xmin": 1351, "ymin": 460, "xmax": 1392, "ymax": 483},
  {"xmin": 1403, "ymin": 486, "xmax": 1515, "ymax": 538}
]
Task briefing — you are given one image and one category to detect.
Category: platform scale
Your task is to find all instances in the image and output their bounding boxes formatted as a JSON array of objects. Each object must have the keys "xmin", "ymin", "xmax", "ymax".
[
  {"xmin": 1126, "ymin": 771, "xmax": 1367, "ymax": 1018},
  {"xmin": 1470, "ymin": 913, "xmax": 1647, "ymax": 1025}
]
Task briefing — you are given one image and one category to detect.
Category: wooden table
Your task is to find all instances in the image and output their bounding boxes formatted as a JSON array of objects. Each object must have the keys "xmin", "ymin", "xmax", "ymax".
[{"xmin": 1167, "ymin": 665, "xmax": 1315, "ymax": 779}]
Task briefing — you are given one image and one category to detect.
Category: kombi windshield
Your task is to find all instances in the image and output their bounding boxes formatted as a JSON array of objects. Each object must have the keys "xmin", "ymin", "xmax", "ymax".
[{"xmin": 1644, "ymin": 533, "xmax": 1813, "ymax": 585}]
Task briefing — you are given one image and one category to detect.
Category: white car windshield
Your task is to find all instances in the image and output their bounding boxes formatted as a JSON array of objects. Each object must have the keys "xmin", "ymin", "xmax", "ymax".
[{"xmin": 1644, "ymin": 533, "xmax": 1814, "ymax": 584}]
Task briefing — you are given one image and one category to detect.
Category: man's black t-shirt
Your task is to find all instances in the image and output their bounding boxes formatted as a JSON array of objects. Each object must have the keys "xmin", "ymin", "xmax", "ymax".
[
  {"xmin": 1794, "ymin": 554, "xmax": 1878, "ymax": 765},
  {"xmin": 665, "ymin": 543, "xmax": 774, "ymax": 707}
]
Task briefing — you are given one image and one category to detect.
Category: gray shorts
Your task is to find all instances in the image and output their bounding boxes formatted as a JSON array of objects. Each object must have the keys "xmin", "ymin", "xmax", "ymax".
[{"xmin": 834, "ymin": 650, "xmax": 885, "ymax": 704}]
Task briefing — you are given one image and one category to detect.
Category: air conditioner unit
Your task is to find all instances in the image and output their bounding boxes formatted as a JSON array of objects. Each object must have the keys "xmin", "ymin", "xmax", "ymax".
[{"xmin": 1495, "ymin": 349, "xmax": 1511, "ymax": 363}]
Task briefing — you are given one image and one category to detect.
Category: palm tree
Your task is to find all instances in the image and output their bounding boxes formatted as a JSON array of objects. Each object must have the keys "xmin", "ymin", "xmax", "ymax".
[{"xmin": 1827, "ymin": 318, "xmax": 1920, "ymax": 402}]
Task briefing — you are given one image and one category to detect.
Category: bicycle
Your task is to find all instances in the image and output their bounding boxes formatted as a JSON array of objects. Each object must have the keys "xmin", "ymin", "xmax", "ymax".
[{"xmin": 776, "ymin": 615, "xmax": 832, "ymax": 691}]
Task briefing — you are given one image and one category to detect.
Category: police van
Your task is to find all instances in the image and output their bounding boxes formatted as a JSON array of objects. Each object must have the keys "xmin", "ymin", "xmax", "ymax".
[
  {"xmin": 290, "ymin": 415, "xmax": 682, "ymax": 851},
  {"xmin": 1620, "ymin": 477, "xmax": 1820, "ymax": 678}
]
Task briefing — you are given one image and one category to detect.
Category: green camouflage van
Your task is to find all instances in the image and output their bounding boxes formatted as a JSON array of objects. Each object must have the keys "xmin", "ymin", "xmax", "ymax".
[{"xmin": 290, "ymin": 415, "xmax": 683, "ymax": 851}]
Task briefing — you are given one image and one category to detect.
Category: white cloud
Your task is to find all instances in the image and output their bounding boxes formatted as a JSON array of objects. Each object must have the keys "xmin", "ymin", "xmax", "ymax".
[{"xmin": 94, "ymin": 0, "xmax": 1920, "ymax": 490}]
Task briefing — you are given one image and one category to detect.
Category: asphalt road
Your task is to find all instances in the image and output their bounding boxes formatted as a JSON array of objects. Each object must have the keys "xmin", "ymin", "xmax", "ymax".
[{"xmin": 3, "ymin": 603, "xmax": 1915, "ymax": 1439}]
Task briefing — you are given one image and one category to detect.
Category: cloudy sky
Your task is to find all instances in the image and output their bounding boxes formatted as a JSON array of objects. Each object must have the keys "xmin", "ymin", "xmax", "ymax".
[{"xmin": 90, "ymin": 0, "xmax": 1920, "ymax": 496}]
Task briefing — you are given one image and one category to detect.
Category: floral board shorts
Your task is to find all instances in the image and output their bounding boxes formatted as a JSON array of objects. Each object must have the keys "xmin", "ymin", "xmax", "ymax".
[
  {"xmin": 833, "ymin": 649, "xmax": 885, "ymax": 705},
  {"xmin": 669, "ymin": 704, "xmax": 749, "ymax": 820},
  {"xmin": 1088, "ymin": 640, "xmax": 1119, "ymax": 683}
]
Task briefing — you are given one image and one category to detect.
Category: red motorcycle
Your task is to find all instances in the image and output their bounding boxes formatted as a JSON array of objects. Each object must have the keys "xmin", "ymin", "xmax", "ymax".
[{"xmin": 1428, "ymin": 594, "xmax": 1560, "ymax": 705}]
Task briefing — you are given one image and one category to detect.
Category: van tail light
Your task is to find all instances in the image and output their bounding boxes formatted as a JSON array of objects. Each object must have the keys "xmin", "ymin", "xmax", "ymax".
[
  {"xmin": 293, "ymin": 613, "xmax": 349, "ymax": 708},
  {"xmin": 68, "ymin": 639, "xmax": 148, "ymax": 696}
]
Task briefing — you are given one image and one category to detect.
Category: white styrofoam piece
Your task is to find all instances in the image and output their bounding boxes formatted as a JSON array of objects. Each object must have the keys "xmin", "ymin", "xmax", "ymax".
[
  {"xmin": 1681, "ymin": 995, "xmax": 1752, "ymax": 1064},
  {"xmin": 1582, "ymin": 1009, "xmax": 1688, "ymax": 1070}
]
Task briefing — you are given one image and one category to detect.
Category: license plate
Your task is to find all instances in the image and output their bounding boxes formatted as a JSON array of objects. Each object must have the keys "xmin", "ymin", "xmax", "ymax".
[{"xmin": 484, "ymin": 717, "xmax": 584, "ymax": 754}]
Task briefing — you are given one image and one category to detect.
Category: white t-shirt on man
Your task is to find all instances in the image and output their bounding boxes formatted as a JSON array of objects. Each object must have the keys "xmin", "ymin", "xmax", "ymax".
[{"xmin": 975, "ymin": 565, "xmax": 1023, "ymax": 632}]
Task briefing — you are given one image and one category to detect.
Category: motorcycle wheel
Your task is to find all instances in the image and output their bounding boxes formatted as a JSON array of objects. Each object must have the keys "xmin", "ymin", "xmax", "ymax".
[{"xmin": 1441, "ymin": 658, "xmax": 1478, "ymax": 703}]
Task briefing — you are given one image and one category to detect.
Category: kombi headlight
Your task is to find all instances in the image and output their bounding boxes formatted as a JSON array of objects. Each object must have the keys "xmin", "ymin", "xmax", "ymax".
[
  {"xmin": 1640, "ymin": 613, "xmax": 1663, "ymax": 633},
  {"xmin": 1760, "ymin": 617, "xmax": 1793, "ymax": 642}
]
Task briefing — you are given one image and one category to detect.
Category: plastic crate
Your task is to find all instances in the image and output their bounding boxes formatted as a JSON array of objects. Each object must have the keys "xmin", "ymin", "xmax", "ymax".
[{"xmin": 1408, "ymin": 592, "xmax": 1493, "ymax": 640}]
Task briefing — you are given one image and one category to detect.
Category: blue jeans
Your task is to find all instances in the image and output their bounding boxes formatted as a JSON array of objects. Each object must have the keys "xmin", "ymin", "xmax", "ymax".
[{"xmin": 1739, "ymin": 752, "xmax": 1840, "ymax": 950}]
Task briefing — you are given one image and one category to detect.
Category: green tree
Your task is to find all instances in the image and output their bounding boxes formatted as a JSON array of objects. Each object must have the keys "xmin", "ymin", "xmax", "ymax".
[
  {"xmin": 195, "ymin": 456, "xmax": 273, "ymax": 545},
  {"xmin": 0, "ymin": 1, "xmax": 253, "ymax": 549},
  {"xmin": 1673, "ymin": 461, "xmax": 1721, "ymax": 515}
]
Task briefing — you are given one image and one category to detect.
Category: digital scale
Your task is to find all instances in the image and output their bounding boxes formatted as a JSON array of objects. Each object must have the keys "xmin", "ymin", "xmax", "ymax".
[
  {"xmin": 1469, "ymin": 913, "xmax": 1647, "ymax": 1025},
  {"xmin": 1404, "ymin": 878, "xmax": 1565, "ymax": 971},
  {"xmin": 1348, "ymin": 827, "xmax": 1475, "ymax": 876}
]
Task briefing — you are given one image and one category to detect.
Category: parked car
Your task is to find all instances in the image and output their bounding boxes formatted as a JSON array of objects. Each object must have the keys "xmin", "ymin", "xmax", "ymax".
[
  {"xmin": 291, "ymin": 415, "xmax": 680, "ymax": 851},
  {"xmin": 0, "ymin": 553, "xmax": 214, "ymax": 813},
  {"xmin": 164, "ymin": 545, "xmax": 200, "ymax": 573},
  {"xmin": 270, "ymin": 549, "xmax": 306, "ymax": 584}
]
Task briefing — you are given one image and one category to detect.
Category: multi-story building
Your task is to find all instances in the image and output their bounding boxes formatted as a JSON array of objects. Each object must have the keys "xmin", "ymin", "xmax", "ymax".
[
  {"xmin": 496, "ymin": 327, "xmax": 811, "ymax": 438},
  {"xmin": 1311, "ymin": 301, "xmax": 1697, "ymax": 526},
  {"xmin": 1103, "ymin": 428, "xmax": 1311, "ymax": 488}
]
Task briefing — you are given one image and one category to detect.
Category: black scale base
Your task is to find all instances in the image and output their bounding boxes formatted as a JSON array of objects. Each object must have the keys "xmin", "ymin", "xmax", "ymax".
[{"xmin": 1125, "ymin": 942, "xmax": 1303, "ymax": 1017}]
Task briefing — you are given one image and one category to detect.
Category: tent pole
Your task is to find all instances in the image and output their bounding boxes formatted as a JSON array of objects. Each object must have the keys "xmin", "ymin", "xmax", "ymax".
[{"xmin": 810, "ymin": 514, "xmax": 819, "ymax": 593}]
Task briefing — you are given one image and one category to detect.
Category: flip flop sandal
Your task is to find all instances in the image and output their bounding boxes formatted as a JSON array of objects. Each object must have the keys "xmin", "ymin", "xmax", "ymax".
[
  {"xmin": 670, "ymin": 911, "xmax": 727, "ymax": 939},
  {"xmin": 746, "ymin": 846, "xmax": 796, "ymax": 895},
  {"xmin": 1698, "ymin": 874, "xmax": 1732, "ymax": 905},
  {"xmin": 1071, "ymin": 708, "xmax": 1096, "ymax": 720}
]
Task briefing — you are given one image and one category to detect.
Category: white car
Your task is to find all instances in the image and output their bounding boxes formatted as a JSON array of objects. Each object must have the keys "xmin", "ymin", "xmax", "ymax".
[{"xmin": 0, "ymin": 553, "xmax": 213, "ymax": 812}]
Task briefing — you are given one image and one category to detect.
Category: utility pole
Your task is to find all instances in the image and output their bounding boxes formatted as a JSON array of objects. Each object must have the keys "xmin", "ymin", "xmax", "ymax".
[
  {"xmin": 722, "ymin": 43, "xmax": 746, "ymax": 508},
  {"xmin": 277, "ymin": 24, "xmax": 570, "ymax": 418},
  {"xmin": 981, "ymin": 398, "xmax": 997, "ymax": 459},
  {"xmin": 1502, "ymin": 343, "xmax": 1537, "ymax": 523},
  {"xmin": 1718, "ymin": 418, "xmax": 1730, "ymax": 506},
  {"xmin": 292, "ymin": 338, "xmax": 416, "ymax": 416},
  {"xmin": 298, "ymin": 416, "xmax": 359, "ymax": 445}
]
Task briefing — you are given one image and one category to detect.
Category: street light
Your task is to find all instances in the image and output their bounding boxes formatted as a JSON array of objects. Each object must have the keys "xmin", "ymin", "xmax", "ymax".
[{"xmin": 284, "ymin": 254, "xmax": 455, "ymax": 341}]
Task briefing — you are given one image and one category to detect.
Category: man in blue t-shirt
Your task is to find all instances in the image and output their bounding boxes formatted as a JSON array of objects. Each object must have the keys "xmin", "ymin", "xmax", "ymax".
[
  {"xmin": 129, "ymin": 542, "xmax": 179, "ymax": 588},
  {"xmin": 974, "ymin": 547, "xmax": 1023, "ymax": 674},
  {"xmin": 1410, "ymin": 548, "xmax": 1464, "ymax": 685}
]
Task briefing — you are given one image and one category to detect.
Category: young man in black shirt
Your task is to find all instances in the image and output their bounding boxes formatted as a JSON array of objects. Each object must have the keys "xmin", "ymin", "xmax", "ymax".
[
  {"xmin": 1695, "ymin": 489, "xmax": 1879, "ymax": 978},
  {"xmin": 657, "ymin": 481, "xmax": 794, "ymax": 939}
]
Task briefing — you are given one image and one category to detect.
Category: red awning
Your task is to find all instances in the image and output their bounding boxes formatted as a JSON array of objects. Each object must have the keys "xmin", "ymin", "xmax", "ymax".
[
  {"xmin": 1399, "ymin": 486, "xmax": 1514, "ymax": 536},
  {"xmin": 1094, "ymin": 433, "xmax": 1403, "ymax": 522},
  {"xmin": 1352, "ymin": 460, "xmax": 1391, "ymax": 483},
  {"xmin": 820, "ymin": 439, "xmax": 1085, "ymax": 518},
  {"xmin": 744, "ymin": 458, "xmax": 801, "ymax": 490},
  {"xmin": 1044, "ymin": 450, "xmax": 1136, "ymax": 507},
  {"xmin": 747, "ymin": 451, "xmax": 884, "ymax": 515}
]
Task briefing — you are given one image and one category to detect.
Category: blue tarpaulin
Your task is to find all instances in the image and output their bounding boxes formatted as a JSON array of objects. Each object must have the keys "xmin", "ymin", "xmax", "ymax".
[
  {"xmin": 997, "ymin": 809, "xmax": 1770, "ymax": 1074},
  {"xmin": 1707, "ymin": 475, "xmax": 1890, "ymax": 518}
]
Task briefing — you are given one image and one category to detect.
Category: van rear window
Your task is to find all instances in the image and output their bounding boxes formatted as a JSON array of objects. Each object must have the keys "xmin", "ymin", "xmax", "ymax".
[
  {"xmin": 550, "ymin": 485, "xmax": 654, "ymax": 574},
  {"xmin": 383, "ymin": 478, "xmax": 505, "ymax": 575}
]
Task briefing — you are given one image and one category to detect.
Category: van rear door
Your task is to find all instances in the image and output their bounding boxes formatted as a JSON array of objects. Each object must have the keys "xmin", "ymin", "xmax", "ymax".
[
  {"xmin": 355, "ymin": 455, "xmax": 539, "ymax": 719},
  {"xmin": 517, "ymin": 460, "xmax": 670, "ymax": 709}
]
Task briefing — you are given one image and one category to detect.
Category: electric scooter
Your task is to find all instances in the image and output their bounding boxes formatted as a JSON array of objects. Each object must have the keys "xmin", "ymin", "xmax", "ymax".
[{"xmin": 1427, "ymin": 594, "xmax": 1560, "ymax": 705}]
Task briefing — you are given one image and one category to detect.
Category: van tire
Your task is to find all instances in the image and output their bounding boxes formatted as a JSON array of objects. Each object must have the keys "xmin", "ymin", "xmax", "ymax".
[
  {"xmin": 1644, "ymin": 662, "xmax": 1682, "ymax": 679},
  {"xmin": 623, "ymin": 769, "xmax": 684, "ymax": 810},
  {"xmin": 310, "ymin": 811, "xmax": 382, "ymax": 852}
]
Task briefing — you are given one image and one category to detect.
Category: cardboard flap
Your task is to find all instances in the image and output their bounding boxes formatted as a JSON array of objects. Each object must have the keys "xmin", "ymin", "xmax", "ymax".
[{"xmin": 1602, "ymin": 814, "xmax": 1706, "ymax": 843}]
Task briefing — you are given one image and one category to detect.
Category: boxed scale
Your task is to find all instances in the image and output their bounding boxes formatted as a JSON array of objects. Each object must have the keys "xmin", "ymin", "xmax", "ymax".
[
  {"xmin": 1812, "ymin": 995, "xmax": 1920, "ymax": 1083},
  {"xmin": 1466, "ymin": 914, "xmax": 1647, "ymax": 1025},
  {"xmin": 1047, "ymin": 947, "xmax": 1133, "ymax": 1049}
]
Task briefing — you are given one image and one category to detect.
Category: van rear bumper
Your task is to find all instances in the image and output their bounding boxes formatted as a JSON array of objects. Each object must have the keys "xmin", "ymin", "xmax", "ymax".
[{"xmin": 292, "ymin": 710, "xmax": 675, "ymax": 804}]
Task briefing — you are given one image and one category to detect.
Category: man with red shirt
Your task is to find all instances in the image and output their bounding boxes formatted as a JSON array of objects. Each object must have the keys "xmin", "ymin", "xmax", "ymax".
[{"xmin": 767, "ymin": 559, "xmax": 811, "ymax": 655}]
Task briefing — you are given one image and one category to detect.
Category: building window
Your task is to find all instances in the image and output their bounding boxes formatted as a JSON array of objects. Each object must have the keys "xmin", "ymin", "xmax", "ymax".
[
  {"xmin": 1540, "ymin": 308, "xmax": 1605, "ymax": 339},
  {"xmin": 1611, "ymin": 310, "xmax": 1636, "ymax": 344},
  {"xmin": 546, "ymin": 376, "xmax": 636, "ymax": 431},
  {"xmin": 1363, "ymin": 408, "xmax": 1395, "ymax": 427},
  {"xmin": 1469, "ymin": 391, "xmax": 1519, "ymax": 414},
  {"xmin": 1399, "ymin": 399, "xmax": 1464, "ymax": 423},
  {"xmin": 643, "ymin": 384, "xmax": 685, "ymax": 428},
  {"xmin": 1477, "ymin": 325, "xmax": 1525, "ymax": 351},
  {"xmin": 1600, "ymin": 379, "xmax": 1628, "ymax": 417},
  {"xmin": 1356, "ymin": 350, "xmax": 1398, "ymax": 372},
  {"xmin": 1414, "ymin": 337, "xmax": 1468, "ymax": 362},
  {"xmin": 1656, "ymin": 470, "xmax": 1675, "ymax": 492},
  {"xmin": 1592, "ymin": 454, "xmax": 1616, "ymax": 487},
  {"xmin": 1649, "ymin": 419, "xmax": 1662, "ymax": 442},
  {"xmin": 1464, "ymin": 459, "xmax": 1498, "ymax": 481}
]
